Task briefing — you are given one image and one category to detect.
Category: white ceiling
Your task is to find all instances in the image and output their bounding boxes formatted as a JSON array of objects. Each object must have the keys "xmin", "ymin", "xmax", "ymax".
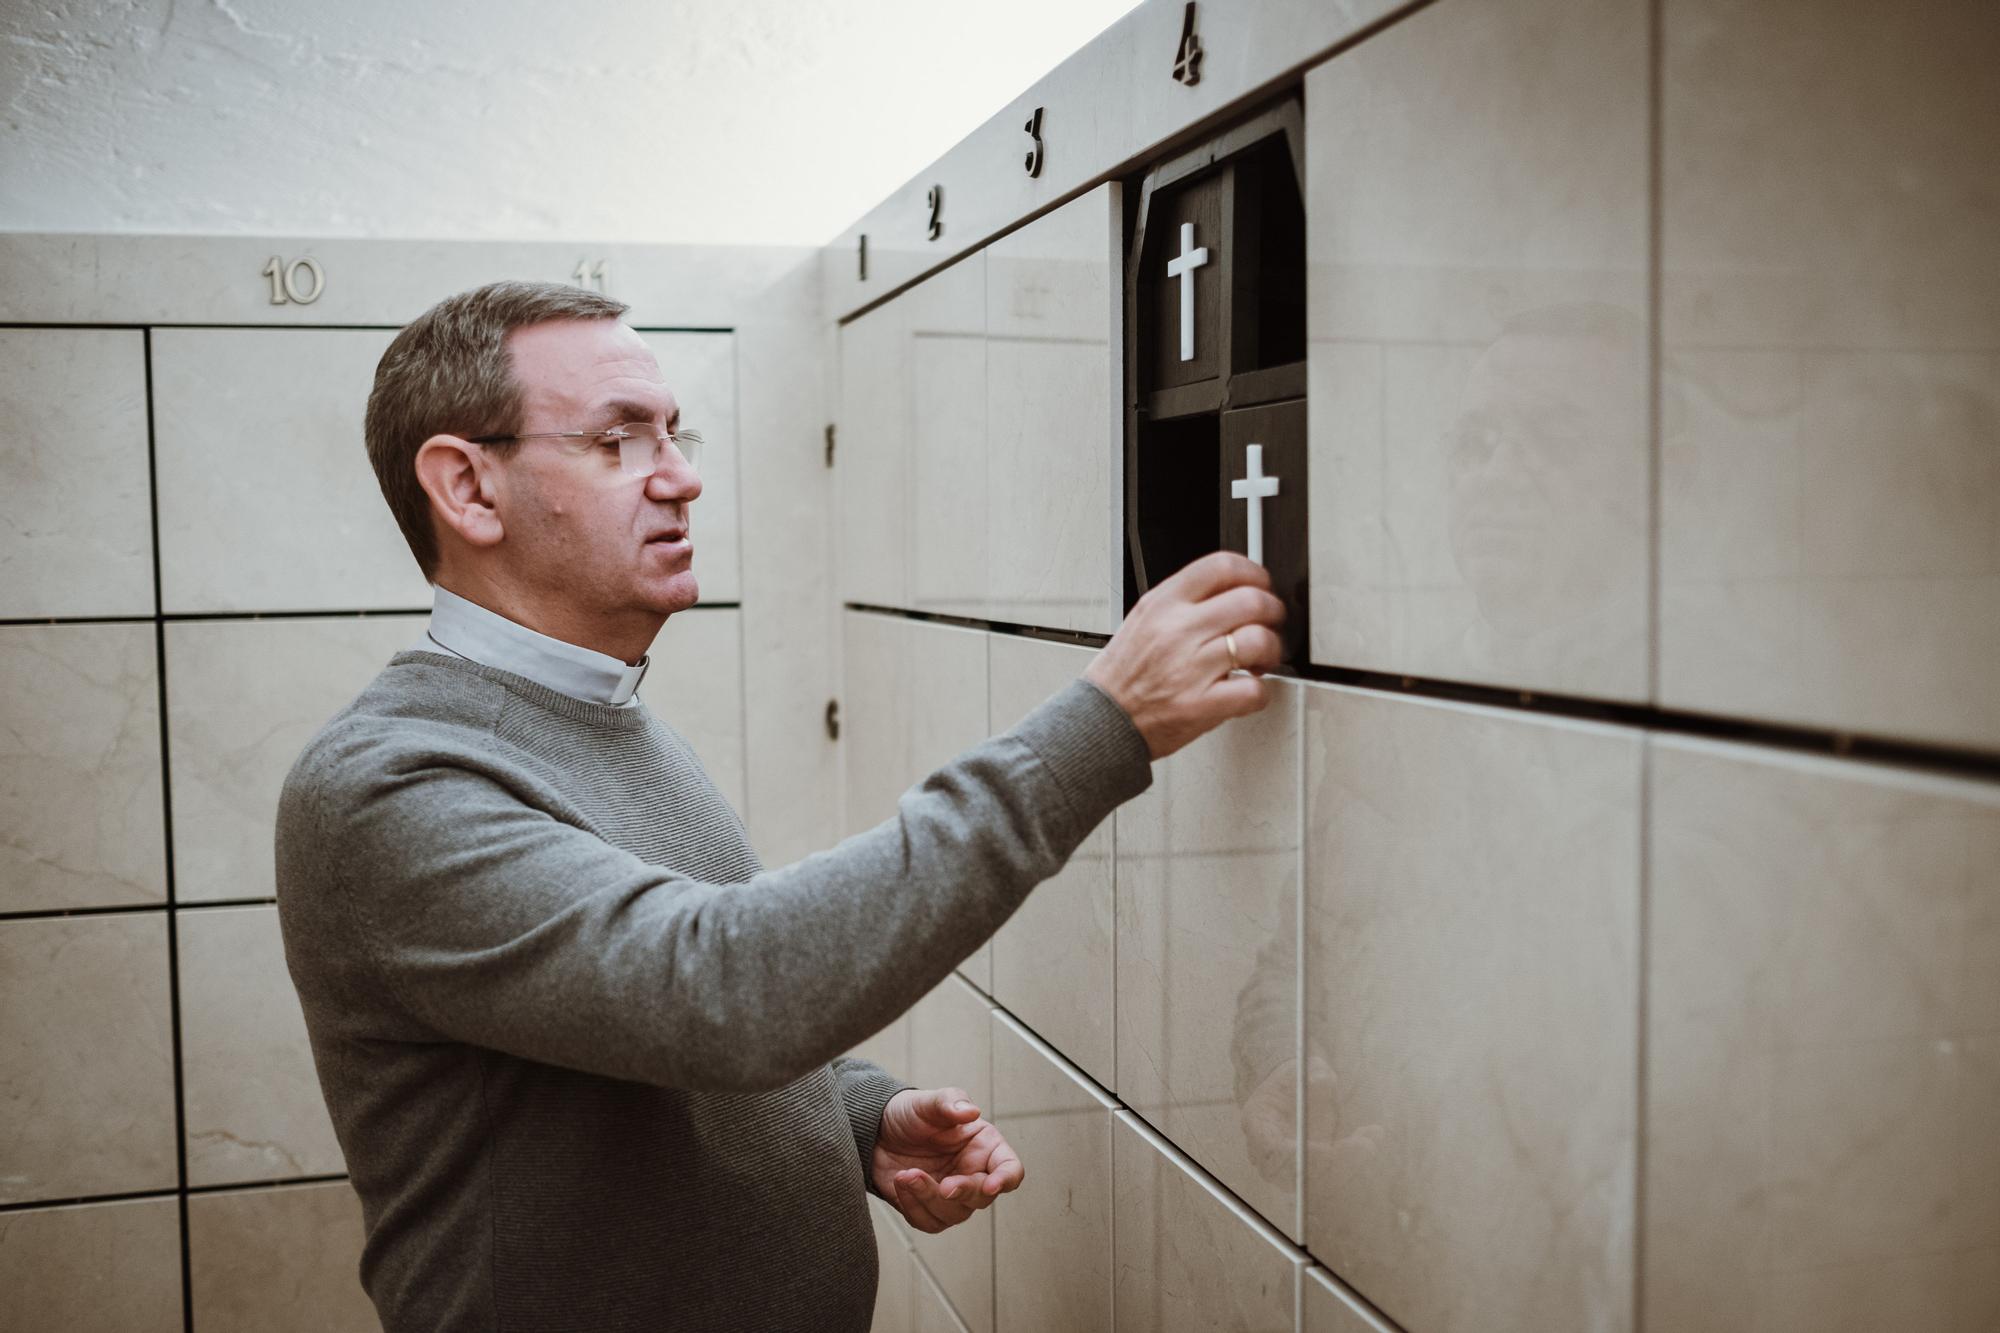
[{"xmin": 0, "ymin": 0, "xmax": 1142, "ymax": 245}]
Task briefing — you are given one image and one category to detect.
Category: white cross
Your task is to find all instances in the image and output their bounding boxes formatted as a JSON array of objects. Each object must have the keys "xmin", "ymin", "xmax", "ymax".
[
  {"xmin": 1231, "ymin": 443, "xmax": 1281, "ymax": 566},
  {"xmin": 1164, "ymin": 221, "xmax": 1209, "ymax": 362}
]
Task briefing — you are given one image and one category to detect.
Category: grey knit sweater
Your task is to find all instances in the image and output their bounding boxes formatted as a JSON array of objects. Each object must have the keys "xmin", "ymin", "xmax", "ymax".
[{"xmin": 274, "ymin": 648, "xmax": 1151, "ymax": 1332}]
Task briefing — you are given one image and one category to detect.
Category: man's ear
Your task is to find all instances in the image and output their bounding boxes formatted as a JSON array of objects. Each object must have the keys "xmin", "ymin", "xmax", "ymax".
[{"xmin": 415, "ymin": 434, "xmax": 504, "ymax": 551}]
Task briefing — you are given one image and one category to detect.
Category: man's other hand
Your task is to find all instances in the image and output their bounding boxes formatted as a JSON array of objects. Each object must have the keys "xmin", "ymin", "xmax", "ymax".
[
  {"xmin": 871, "ymin": 1087, "xmax": 1024, "ymax": 1234},
  {"xmin": 1085, "ymin": 551, "xmax": 1287, "ymax": 760}
]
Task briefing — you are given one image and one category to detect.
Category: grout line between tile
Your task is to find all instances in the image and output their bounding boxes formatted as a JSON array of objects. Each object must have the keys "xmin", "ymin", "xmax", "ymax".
[
  {"xmin": 843, "ymin": 603, "xmax": 2000, "ymax": 783},
  {"xmin": 142, "ymin": 326, "xmax": 196, "ymax": 1333}
]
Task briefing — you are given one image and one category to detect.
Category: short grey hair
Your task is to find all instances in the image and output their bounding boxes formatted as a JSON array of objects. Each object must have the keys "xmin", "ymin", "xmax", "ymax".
[{"xmin": 365, "ymin": 280, "xmax": 630, "ymax": 580}]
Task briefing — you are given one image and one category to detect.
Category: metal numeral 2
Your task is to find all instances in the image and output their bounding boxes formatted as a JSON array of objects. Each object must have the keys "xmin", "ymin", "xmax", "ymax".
[{"xmin": 926, "ymin": 185, "xmax": 944, "ymax": 242}]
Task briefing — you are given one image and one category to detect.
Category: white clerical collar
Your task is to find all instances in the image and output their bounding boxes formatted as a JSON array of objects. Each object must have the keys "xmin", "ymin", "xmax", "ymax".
[{"xmin": 413, "ymin": 585, "xmax": 649, "ymax": 707}]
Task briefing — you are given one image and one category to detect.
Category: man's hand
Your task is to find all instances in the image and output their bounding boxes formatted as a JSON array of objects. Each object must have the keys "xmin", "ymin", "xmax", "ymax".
[
  {"xmin": 1085, "ymin": 551, "xmax": 1287, "ymax": 760},
  {"xmin": 871, "ymin": 1087, "xmax": 1024, "ymax": 1234}
]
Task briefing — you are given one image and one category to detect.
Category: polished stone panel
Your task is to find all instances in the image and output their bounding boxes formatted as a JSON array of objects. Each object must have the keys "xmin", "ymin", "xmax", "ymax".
[
  {"xmin": 1659, "ymin": 0, "xmax": 2000, "ymax": 748},
  {"xmin": 905, "ymin": 973, "xmax": 995, "ymax": 1333},
  {"xmin": 871, "ymin": 1197, "xmax": 916, "ymax": 1333},
  {"xmin": 187, "ymin": 1181, "xmax": 377, "ymax": 1332},
  {"xmin": 166, "ymin": 615, "xmax": 421, "ymax": 903},
  {"xmin": 0, "ymin": 914, "xmax": 176, "ymax": 1203},
  {"xmin": 906, "ymin": 259, "xmax": 991, "ymax": 619},
  {"xmin": 0, "ymin": 328, "xmax": 153, "ymax": 618},
  {"xmin": 735, "ymin": 273, "xmax": 841, "ymax": 869},
  {"xmin": 915, "ymin": 1262, "xmax": 974, "ymax": 1333},
  {"xmin": 1304, "ymin": 1268, "xmax": 1397, "ymax": 1333},
  {"xmin": 1117, "ymin": 679, "xmax": 1300, "ymax": 1236},
  {"xmin": 637, "ymin": 607, "xmax": 747, "ymax": 815},
  {"xmin": 638, "ymin": 331, "xmax": 741, "ymax": 604},
  {"xmin": 0, "ymin": 623, "xmax": 166, "ymax": 912},
  {"xmin": 837, "ymin": 289, "xmax": 914, "ymax": 610},
  {"xmin": 990, "ymin": 1012, "xmax": 1114, "ymax": 1333},
  {"xmin": 1304, "ymin": 0, "xmax": 1650, "ymax": 699},
  {"xmin": 1302, "ymin": 683, "xmax": 1640, "ymax": 1332},
  {"xmin": 178, "ymin": 904, "xmax": 344, "ymax": 1187},
  {"xmin": 1112, "ymin": 1111, "xmax": 1304, "ymax": 1333},
  {"xmin": 985, "ymin": 634, "xmax": 1114, "ymax": 1084},
  {"xmin": 1647, "ymin": 738, "xmax": 2000, "ymax": 1333},
  {"xmin": 841, "ymin": 612, "xmax": 994, "ymax": 990},
  {"xmin": 984, "ymin": 185, "xmax": 1120, "ymax": 634},
  {"xmin": 152, "ymin": 328, "xmax": 430, "ymax": 614},
  {"xmin": 0, "ymin": 1197, "xmax": 181, "ymax": 1332}
]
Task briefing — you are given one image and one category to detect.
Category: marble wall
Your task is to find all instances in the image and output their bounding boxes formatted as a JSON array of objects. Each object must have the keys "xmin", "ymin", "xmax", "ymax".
[
  {"xmin": 835, "ymin": 0, "xmax": 1996, "ymax": 1329},
  {"xmin": 0, "ymin": 238, "xmax": 812, "ymax": 1327}
]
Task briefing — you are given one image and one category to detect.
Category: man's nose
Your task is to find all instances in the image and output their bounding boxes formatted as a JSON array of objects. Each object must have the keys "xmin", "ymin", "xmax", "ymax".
[{"xmin": 645, "ymin": 452, "xmax": 702, "ymax": 503}]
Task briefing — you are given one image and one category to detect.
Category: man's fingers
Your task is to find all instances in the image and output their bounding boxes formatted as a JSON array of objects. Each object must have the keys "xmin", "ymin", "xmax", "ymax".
[
  {"xmin": 911, "ymin": 1086, "xmax": 981, "ymax": 1130},
  {"xmin": 894, "ymin": 1170, "xmax": 966, "ymax": 1232},
  {"xmin": 1187, "ymin": 585, "xmax": 1287, "ymax": 638},
  {"xmin": 1207, "ymin": 624, "xmax": 1283, "ymax": 679},
  {"xmin": 982, "ymin": 1140, "xmax": 1025, "ymax": 1196},
  {"xmin": 1157, "ymin": 550, "xmax": 1270, "ymax": 603},
  {"xmin": 1205, "ymin": 672, "xmax": 1270, "ymax": 719}
]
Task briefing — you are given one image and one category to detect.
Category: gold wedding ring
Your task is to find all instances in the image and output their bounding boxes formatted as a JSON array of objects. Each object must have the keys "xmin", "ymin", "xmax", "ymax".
[{"xmin": 1224, "ymin": 630, "xmax": 1241, "ymax": 674}]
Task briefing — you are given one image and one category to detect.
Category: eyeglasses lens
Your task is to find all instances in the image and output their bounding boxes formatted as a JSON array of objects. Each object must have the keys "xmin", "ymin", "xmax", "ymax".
[{"xmin": 615, "ymin": 424, "xmax": 702, "ymax": 478}]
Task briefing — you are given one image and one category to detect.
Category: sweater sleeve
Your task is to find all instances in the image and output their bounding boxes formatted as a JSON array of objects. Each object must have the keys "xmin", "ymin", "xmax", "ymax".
[
  {"xmin": 278, "ymin": 678, "xmax": 1150, "ymax": 1095},
  {"xmin": 829, "ymin": 1056, "xmax": 908, "ymax": 1183}
]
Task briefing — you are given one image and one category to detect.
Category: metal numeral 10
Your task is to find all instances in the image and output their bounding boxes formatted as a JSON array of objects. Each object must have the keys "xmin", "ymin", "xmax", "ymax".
[{"xmin": 262, "ymin": 256, "xmax": 325, "ymax": 305}]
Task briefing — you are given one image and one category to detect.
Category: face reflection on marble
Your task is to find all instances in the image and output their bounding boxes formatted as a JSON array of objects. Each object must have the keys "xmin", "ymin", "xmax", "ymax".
[
  {"xmin": 1445, "ymin": 305, "xmax": 1646, "ymax": 640},
  {"xmin": 1116, "ymin": 679, "xmax": 1301, "ymax": 1237}
]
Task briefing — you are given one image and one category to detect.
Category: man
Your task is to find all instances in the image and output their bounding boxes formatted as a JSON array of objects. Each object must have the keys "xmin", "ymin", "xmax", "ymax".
[{"xmin": 275, "ymin": 280, "xmax": 1283, "ymax": 1331}]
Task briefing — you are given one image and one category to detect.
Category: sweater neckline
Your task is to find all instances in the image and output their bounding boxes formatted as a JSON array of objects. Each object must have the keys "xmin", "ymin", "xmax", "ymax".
[{"xmin": 390, "ymin": 650, "xmax": 654, "ymax": 731}]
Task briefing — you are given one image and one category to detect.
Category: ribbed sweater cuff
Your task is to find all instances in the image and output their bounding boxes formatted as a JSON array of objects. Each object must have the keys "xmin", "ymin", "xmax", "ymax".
[
  {"xmin": 842, "ymin": 1069, "xmax": 909, "ymax": 1177},
  {"xmin": 1009, "ymin": 678, "xmax": 1154, "ymax": 839}
]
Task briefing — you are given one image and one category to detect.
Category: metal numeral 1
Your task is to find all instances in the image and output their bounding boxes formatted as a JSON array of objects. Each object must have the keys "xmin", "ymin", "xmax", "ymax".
[
  {"xmin": 262, "ymin": 256, "xmax": 325, "ymax": 305},
  {"xmin": 1172, "ymin": 1, "xmax": 1203, "ymax": 86},
  {"xmin": 1024, "ymin": 106, "xmax": 1045, "ymax": 178},
  {"xmin": 572, "ymin": 259, "xmax": 610, "ymax": 293},
  {"xmin": 926, "ymin": 185, "xmax": 944, "ymax": 242}
]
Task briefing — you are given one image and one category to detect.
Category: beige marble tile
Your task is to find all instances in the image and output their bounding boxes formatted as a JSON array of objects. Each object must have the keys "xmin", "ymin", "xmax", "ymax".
[
  {"xmin": 1112, "ymin": 1111, "xmax": 1304, "ymax": 1333},
  {"xmin": 187, "ymin": 1180, "xmax": 377, "ymax": 1332},
  {"xmin": 0, "ymin": 328, "xmax": 153, "ymax": 618},
  {"xmin": 1304, "ymin": 0, "xmax": 1650, "ymax": 699},
  {"xmin": 0, "ymin": 914, "xmax": 176, "ymax": 1203},
  {"xmin": 637, "ymin": 606, "xmax": 746, "ymax": 815},
  {"xmin": 178, "ymin": 904, "xmax": 344, "ymax": 1187},
  {"xmin": 915, "ymin": 1261, "xmax": 974, "ymax": 1333},
  {"xmin": 983, "ymin": 185, "xmax": 1121, "ymax": 635},
  {"xmin": 905, "ymin": 973, "xmax": 996, "ymax": 1333},
  {"xmin": 986, "ymin": 634, "xmax": 1115, "ymax": 1085},
  {"xmin": 841, "ymin": 612, "xmax": 994, "ymax": 989},
  {"xmin": 1659, "ymin": 0, "xmax": 2000, "ymax": 748},
  {"xmin": 166, "ymin": 616, "xmax": 421, "ymax": 903},
  {"xmin": 838, "ymin": 292, "xmax": 913, "ymax": 610},
  {"xmin": 637, "ymin": 331, "xmax": 740, "ymax": 604},
  {"xmin": 906, "ymin": 258, "xmax": 990, "ymax": 620},
  {"xmin": 1646, "ymin": 738, "xmax": 2000, "ymax": 1333},
  {"xmin": 1303, "ymin": 1268, "xmax": 1396, "ymax": 1333},
  {"xmin": 0, "ymin": 623, "xmax": 166, "ymax": 912},
  {"xmin": 152, "ymin": 328, "xmax": 430, "ymax": 614},
  {"xmin": 1116, "ymin": 679, "xmax": 1300, "ymax": 1236},
  {"xmin": 735, "ymin": 271, "xmax": 841, "ymax": 870},
  {"xmin": 990, "ymin": 1012, "xmax": 1114, "ymax": 1333},
  {"xmin": 871, "ymin": 1197, "xmax": 916, "ymax": 1333},
  {"xmin": 1302, "ymin": 683, "xmax": 1640, "ymax": 1332},
  {"xmin": 0, "ymin": 1196, "xmax": 181, "ymax": 1332}
]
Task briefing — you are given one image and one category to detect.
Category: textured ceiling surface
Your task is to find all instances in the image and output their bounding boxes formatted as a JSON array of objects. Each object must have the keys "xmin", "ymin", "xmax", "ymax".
[{"xmin": 0, "ymin": 0, "xmax": 1140, "ymax": 244}]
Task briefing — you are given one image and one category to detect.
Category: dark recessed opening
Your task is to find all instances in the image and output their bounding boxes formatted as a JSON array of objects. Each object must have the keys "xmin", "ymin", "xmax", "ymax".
[{"xmin": 1131, "ymin": 412, "xmax": 1221, "ymax": 602}]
